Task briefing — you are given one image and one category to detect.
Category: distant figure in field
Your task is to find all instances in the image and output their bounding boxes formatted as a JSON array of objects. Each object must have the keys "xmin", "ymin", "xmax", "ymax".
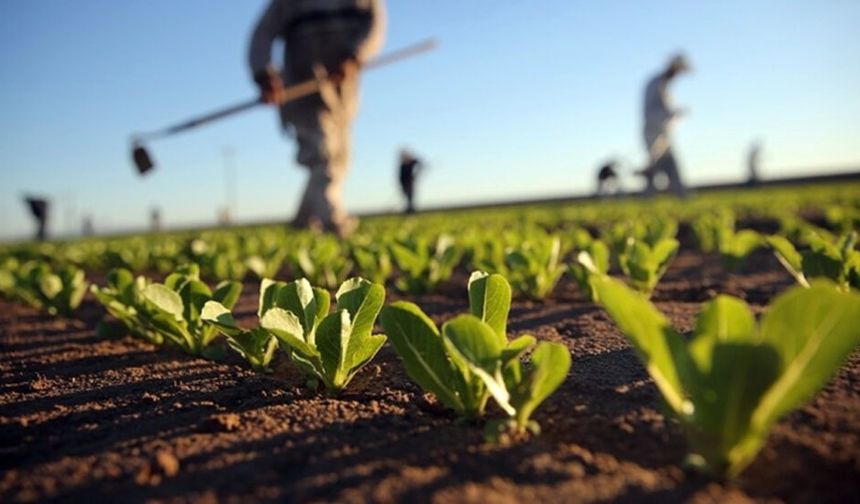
[
  {"xmin": 639, "ymin": 54, "xmax": 691, "ymax": 198},
  {"xmin": 398, "ymin": 149, "xmax": 423, "ymax": 214},
  {"xmin": 82, "ymin": 216, "xmax": 94, "ymax": 237},
  {"xmin": 249, "ymin": 0, "xmax": 386, "ymax": 237},
  {"xmin": 596, "ymin": 160, "xmax": 621, "ymax": 197},
  {"xmin": 747, "ymin": 140, "xmax": 762, "ymax": 186},
  {"xmin": 150, "ymin": 208, "xmax": 162, "ymax": 232},
  {"xmin": 24, "ymin": 196, "xmax": 49, "ymax": 241}
]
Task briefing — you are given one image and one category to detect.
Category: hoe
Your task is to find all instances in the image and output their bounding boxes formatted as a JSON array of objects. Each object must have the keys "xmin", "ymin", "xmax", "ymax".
[{"xmin": 131, "ymin": 39, "xmax": 437, "ymax": 175}]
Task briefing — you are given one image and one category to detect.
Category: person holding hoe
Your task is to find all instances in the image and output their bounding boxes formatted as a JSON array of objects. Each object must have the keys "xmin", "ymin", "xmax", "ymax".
[
  {"xmin": 249, "ymin": 0, "xmax": 386, "ymax": 236},
  {"xmin": 638, "ymin": 53, "xmax": 691, "ymax": 198}
]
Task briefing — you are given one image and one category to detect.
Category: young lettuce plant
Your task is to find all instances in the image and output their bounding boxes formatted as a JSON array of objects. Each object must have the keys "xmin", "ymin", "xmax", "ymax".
[
  {"xmin": 230, "ymin": 277, "xmax": 386, "ymax": 391},
  {"xmin": 245, "ymin": 248, "xmax": 289, "ymax": 280},
  {"xmin": 592, "ymin": 274, "xmax": 860, "ymax": 478},
  {"xmin": 569, "ymin": 240, "xmax": 610, "ymax": 302},
  {"xmin": 717, "ymin": 228, "xmax": 762, "ymax": 270},
  {"xmin": 203, "ymin": 277, "xmax": 328, "ymax": 373},
  {"xmin": 141, "ymin": 264, "xmax": 242, "ymax": 355},
  {"xmin": 201, "ymin": 284, "xmax": 283, "ymax": 372},
  {"xmin": 767, "ymin": 231, "xmax": 860, "ymax": 291},
  {"xmin": 290, "ymin": 237, "xmax": 354, "ymax": 290},
  {"xmin": 12, "ymin": 261, "xmax": 89, "ymax": 316},
  {"xmin": 350, "ymin": 241, "xmax": 393, "ymax": 286},
  {"xmin": 504, "ymin": 234, "xmax": 567, "ymax": 300},
  {"xmin": 390, "ymin": 234, "xmax": 462, "ymax": 294},
  {"xmin": 618, "ymin": 237, "xmax": 679, "ymax": 297},
  {"xmin": 91, "ymin": 268, "xmax": 163, "ymax": 344},
  {"xmin": 381, "ymin": 272, "xmax": 570, "ymax": 436}
]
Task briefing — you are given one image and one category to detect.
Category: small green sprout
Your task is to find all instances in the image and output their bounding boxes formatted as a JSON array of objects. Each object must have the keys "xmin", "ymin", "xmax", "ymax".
[{"xmin": 618, "ymin": 237, "xmax": 679, "ymax": 297}]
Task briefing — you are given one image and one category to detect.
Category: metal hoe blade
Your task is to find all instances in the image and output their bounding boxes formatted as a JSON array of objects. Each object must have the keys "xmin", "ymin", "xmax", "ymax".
[{"xmin": 132, "ymin": 142, "xmax": 155, "ymax": 175}]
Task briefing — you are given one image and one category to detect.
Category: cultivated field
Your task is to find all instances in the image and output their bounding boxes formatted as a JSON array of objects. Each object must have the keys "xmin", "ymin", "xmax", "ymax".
[{"xmin": 2, "ymin": 183, "xmax": 859, "ymax": 503}]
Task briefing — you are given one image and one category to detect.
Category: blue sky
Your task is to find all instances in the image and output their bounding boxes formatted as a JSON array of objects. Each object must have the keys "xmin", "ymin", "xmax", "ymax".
[{"xmin": 1, "ymin": 1, "xmax": 859, "ymax": 240}]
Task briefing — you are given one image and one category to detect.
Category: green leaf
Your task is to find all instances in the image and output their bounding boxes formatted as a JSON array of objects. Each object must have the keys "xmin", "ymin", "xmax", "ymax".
[
  {"xmin": 500, "ymin": 334, "xmax": 536, "ymax": 386},
  {"xmin": 501, "ymin": 335, "xmax": 535, "ymax": 364},
  {"xmin": 276, "ymin": 278, "xmax": 325, "ymax": 336},
  {"xmin": 258, "ymin": 278, "xmax": 283, "ymax": 316},
  {"xmin": 683, "ymin": 342, "xmax": 781, "ymax": 478},
  {"xmin": 260, "ymin": 307, "xmax": 317, "ymax": 359},
  {"xmin": 226, "ymin": 328, "xmax": 279, "ymax": 372},
  {"xmin": 468, "ymin": 271, "xmax": 512, "ymax": 343},
  {"xmin": 766, "ymin": 235, "xmax": 808, "ymax": 286},
  {"xmin": 312, "ymin": 287, "xmax": 331, "ymax": 328},
  {"xmin": 510, "ymin": 342, "xmax": 571, "ymax": 429},
  {"xmin": 591, "ymin": 275, "xmax": 686, "ymax": 413},
  {"xmin": 178, "ymin": 279, "xmax": 212, "ymax": 325},
  {"xmin": 336, "ymin": 277, "xmax": 385, "ymax": 339},
  {"xmin": 687, "ymin": 296, "xmax": 757, "ymax": 374},
  {"xmin": 380, "ymin": 302, "xmax": 464, "ymax": 412},
  {"xmin": 143, "ymin": 284, "xmax": 185, "ymax": 320},
  {"xmin": 39, "ymin": 274, "xmax": 63, "ymax": 299},
  {"xmin": 653, "ymin": 238, "xmax": 680, "ymax": 274},
  {"xmin": 442, "ymin": 315, "xmax": 511, "ymax": 415},
  {"xmin": 107, "ymin": 268, "xmax": 134, "ymax": 292},
  {"xmin": 753, "ymin": 282, "xmax": 860, "ymax": 429},
  {"xmin": 766, "ymin": 236, "xmax": 801, "ymax": 273},
  {"xmin": 590, "ymin": 241, "xmax": 610, "ymax": 274},
  {"xmin": 201, "ymin": 300, "xmax": 242, "ymax": 338},
  {"xmin": 315, "ymin": 310, "xmax": 352, "ymax": 389},
  {"xmin": 442, "ymin": 315, "xmax": 504, "ymax": 369},
  {"xmin": 213, "ymin": 280, "xmax": 242, "ymax": 310}
]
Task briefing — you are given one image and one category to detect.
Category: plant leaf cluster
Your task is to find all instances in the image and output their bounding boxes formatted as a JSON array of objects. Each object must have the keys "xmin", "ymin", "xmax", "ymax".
[
  {"xmin": 204, "ymin": 277, "xmax": 386, "ymax": 390},
  {"xmin": 1, "ymin": 259, "xmax": 88, "ymax": 316},
  {"xmin": 381, "ymin": 271, "xmax": 570, "ymax": 437},
  {"xmin": 591, "ymin": 273, "xmax": 860, "ymax": 477},
  {"xmin": 767, "ymin": 231, "xmax": 860, "ymax": 291}
]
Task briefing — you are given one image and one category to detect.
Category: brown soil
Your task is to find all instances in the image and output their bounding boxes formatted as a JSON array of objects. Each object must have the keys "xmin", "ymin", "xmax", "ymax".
[{"xmin": 1, "ymin": 249, "xmax": 859, "ymax": 503}]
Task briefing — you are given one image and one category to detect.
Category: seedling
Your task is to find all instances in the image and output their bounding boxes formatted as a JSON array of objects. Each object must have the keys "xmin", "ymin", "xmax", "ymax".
[
  {"xmin": 618, "ymin": 237, "xmax": 679, "ymax": 296},
  {"xmin": 139, "ymin": 264, "xmax": 242, "ymax": 355},
  {"xmin": 290, "ymin": 237, "xmax": 354, "ymax": 290},
  {"xmin": 504, "ymin": 234, "xmax": 567, "ymax": 300},
  {"xmin": 214, "ymin": 277, "xmax": 386, "ymax": 390},
  {"xmin": 390, "ymin": 234, "xmax": 462, "ymax": 294},
  {"xmin": 603, "ymin": 216, "xmax": 678, "ymax": 256},
  {"xmin": 91, "ymin": 268, "xmax": 163, "ymax": 344},
  {"xmin": 718, "ymin": 229, "xmax": 762, "ymax": 269},
  {"xmin": 693, "ymin": 211, "xmax": 761, "ymax": 268},
  {"xmin": 201, "ymin": 297, "xmax": 279, "ymax": 372},
  {"xmin": 245, "ymin": 248, "xmax": 289, "ymax": 279},
  {"xmin": 593, "ymin": 274, "xmax": 860, "ymax": 478},
  {"xmin": 7, "ymin": 260, "xmax": 88, "ymax": 316},
  {"xmin": 350, "ymin": 242, "xmax": 393, "ymax": 285},
  {"xmin": 381, "ymin": 272, "xmax": 570, "ymax": 435},
  {"xmin": 767, "ymin": 231, "xmax": 860, "ymax": 291}
]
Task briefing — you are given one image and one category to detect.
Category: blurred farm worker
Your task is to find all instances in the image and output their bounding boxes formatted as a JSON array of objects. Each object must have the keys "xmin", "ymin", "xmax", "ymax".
[
  {"xmin": 150, "ymin": 208, "xmax": 162, "ymax": 232},
  {"xmin": 249, "ymin": 0, "xmax": 386, "ymax": 237},
  {"xmin": 398, "ymin": 149, "xmax": 423, "ymax": 214},
  {"xmin": 596, "ymin": 160, "xmax": 621, "ymax": 197},
  {"xmin": 747, "ymin": 140, "xmax": 762, "ymax": 186},
  {"xmin": 24, "ymin": 196, "xmax": 49, "ymax": 241},
  {"xmin": 639, "ymin": 54, "xmax": 691, "ymax": 198}
]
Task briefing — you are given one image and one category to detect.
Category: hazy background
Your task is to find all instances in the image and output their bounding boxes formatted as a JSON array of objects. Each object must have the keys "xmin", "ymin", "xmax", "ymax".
[{"xmin": 2, "ymin": 0, "xmax": 859, "ymax": 240}]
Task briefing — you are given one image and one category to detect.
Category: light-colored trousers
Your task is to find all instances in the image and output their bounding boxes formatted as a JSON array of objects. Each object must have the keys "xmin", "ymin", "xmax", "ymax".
[
  {"xmin": 280, "ymin": 75, "xmax": 359, "ymax": 232},
  {"xmin": 643, "ymin": 127, "xmax": 687, "ymax": 198}
]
